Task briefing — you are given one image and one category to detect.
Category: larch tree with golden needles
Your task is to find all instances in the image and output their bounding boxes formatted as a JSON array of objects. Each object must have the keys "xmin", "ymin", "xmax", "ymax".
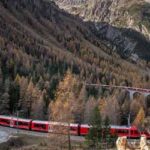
[
  {"xmin": 30, "ymin": 86, "xmax": 44, "ymax": 120},
  {"xmin": 101, "ymin": 95, "xmax": 121, "ymax": 124},
  {"xmin": 84, "ymin": 96, "xmax": 97, "ymax": 123},
  {"xmin": 50, "ymin": 70, "xmax": 80, "ymax": 150},
  {"xmin": 133, "ymin": 107, "xmax": 145, "ymax": 128},
  {"xmin": 50, "ymin": 70, "xmax": 77, "ymax": 123}
]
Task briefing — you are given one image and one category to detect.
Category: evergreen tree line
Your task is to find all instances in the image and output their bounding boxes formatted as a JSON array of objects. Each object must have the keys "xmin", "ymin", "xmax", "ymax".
[{"xmin": 86, "ymin": 106, "xmax": 116, "ymax": 149}]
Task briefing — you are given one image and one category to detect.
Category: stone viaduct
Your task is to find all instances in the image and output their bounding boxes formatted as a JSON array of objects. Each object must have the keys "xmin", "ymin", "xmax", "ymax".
[{"xmin": 86, "ymin": 84, "xmax": 150, "ymax": 100}]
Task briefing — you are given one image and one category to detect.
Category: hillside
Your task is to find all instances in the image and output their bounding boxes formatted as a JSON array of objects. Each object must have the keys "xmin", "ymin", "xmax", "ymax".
[
  {"xmin": 52, "ymin": 0, "xmax": 150, "ymax": 60},
  {"xmin": 0, "ymin": 0, "xmax": 149, "ymax": 125}
]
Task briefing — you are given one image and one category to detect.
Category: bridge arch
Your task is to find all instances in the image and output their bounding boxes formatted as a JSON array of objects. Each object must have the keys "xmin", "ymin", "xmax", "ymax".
[
  {"xmin": 133, "ymin": 92, "xmax": 143, "ymax": 99},
  {"xmin": 127, "ymin": 90, "xmax": 150, "ymax": 100},
  {"xmin": 127, "ymin": 91, "xmax": 142, "ymax": 100}
]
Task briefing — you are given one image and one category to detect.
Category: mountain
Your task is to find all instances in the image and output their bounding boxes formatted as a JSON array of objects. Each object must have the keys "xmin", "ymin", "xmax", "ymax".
[
  {"xmin": 52, "ymin": 0, "xmax": 150, "ymax": 60},
  {"xmin": 53, "ymin": 0, "xmax": 150, "ymax": 39},
  {"xmin": 0, "ymin": 0, "xmax": 149, "ymax": 122}
]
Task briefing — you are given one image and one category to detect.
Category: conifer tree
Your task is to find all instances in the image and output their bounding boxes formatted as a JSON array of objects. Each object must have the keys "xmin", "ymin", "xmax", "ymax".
[
  {"xmin": 86, "ymin": 106, "xmax": 102, "ymax": 149},
  {"xmin": 9, "ymin": 82, "xmax": 20, "ymax": 113},
  {"xmin": 18, "ymin": 77, "xmax": 28, "ymax": 116},
  {"xmin": 103, "ymin": 116, "xmax": 114, "ymax": 144},
  {"xmin": 84, "ymin": 96, "xmax": 97, "ymax": 123},
  {"xmin": 0, "ymin": 67, "xmax": 3, "ymax": 93},
  {"xmin": 133, "ymin": 107, "xmax": 145, "ymax": 127},
  {"xmin": 50, "ymin": 70, "xmax": 77, "ymax": 150},
  {"xmin": 103, "ymin": 116, "xmax": 110, "ymax": 138},
  {"xmin": 30, "ymin": 87, "xmax": 44, "ymax": 119},
  {"xmin": 0, "ymin": 79, "xmax": 10, "ymax": 114},
  {"xmin": 0, "ymin": 92, "xmax": 10, "ymax": 114},
  {"xmin": 72, "ymin": 84, "xmax": 86, "ymax": 123}
]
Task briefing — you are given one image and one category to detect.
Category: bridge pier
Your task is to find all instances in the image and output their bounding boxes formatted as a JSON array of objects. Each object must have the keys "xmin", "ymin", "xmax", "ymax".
[{"xmin": 129, "ymin": 91, "xmax": 135, "ymax": 100}]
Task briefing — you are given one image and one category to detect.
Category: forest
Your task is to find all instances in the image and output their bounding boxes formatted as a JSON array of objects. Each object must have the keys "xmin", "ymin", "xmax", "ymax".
[{"xmin": 0, "ymin": 0, "xmax": 149, "ymax": 129}]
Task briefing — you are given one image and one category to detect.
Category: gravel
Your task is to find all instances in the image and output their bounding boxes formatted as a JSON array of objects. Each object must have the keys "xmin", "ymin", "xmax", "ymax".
[{"xmin": 0, "ymin": 131, "xmax": 9, "ymax": 143}]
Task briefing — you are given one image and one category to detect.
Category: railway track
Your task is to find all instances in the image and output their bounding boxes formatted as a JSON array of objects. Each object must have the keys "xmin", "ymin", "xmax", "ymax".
[
  {"xmin": 0, "ymin": 126, "xmax": 150, "ymax": 143},
  {"xmin": 0, "ymin": 126, "xmax": 85, "ymax": 142}
]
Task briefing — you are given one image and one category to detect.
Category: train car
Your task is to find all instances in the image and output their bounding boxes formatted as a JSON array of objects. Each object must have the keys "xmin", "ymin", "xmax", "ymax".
[
  {"xmin": 80, "ymin": 125, "xmax": 143, "ymax": 139},
  {"xmin": 79, "ymin": 124, "xmax": 90, "ymax": 136},
  {"xmin": 12, "ymin": 117, "xmax": 32, "ymax": 130},
  {"xmin": 128, "ymin": 126, "xmax": 141, "ymax": 139},
  {"xmin": 0, "ymin": 114, "xmax": 150, "ymax": 139},
  {"xmin": 0, "ymin": 115, "xmax": 13, "ymax": 127},
  {"xmin": 49, "ymin": 121, "xmax": 66, "ymax": 134},
  {"xmin": 49, "ymin": 122, "xmax": 79, "ymax": 135},
  {"xmin": 31, "ymin": 120, "xmax": 49, "ymax": 132},
  {"xmin": 70, "ymin": 123, "xmax": 79, "ymax": 135},
  {"xmin": 110, "ymin": 125, "xmax": 140, "ymax": 139},
  {"xmin": 141, "ymin": 131, "xmax": 150, "ymax": 139}
]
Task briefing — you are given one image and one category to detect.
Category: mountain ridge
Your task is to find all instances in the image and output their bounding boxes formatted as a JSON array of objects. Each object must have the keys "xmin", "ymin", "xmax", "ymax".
[{"xmin": 52, "ymin": 0, "xmax": 150, "ymax": 42}]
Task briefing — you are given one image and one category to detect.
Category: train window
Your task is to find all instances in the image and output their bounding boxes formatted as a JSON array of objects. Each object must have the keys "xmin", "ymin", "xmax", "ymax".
[
  {"xmin": 34, "ymin": 124, "xmax": 46, "ymax": 129},
  {"xmin": 15, "ymin": 121, "xmax": 29, "ymax": 126},
  {"xmin": 130, "ymin": 130, "xmax": 134, "ymax": 134},
  {"xmin": 0, "ymin": 119, "xmax": 10, "ymax": 124},
  {"xmin": 70, "ymin": 127, "xmax": 77, "ymax": 131},
  {"xmin": 117, "ymin": 130, "xmax": 121, "ymax": 133},
  {"xmin": 117, "ymin": 130, "xmax": 128, "ymax": 134},
  {"xmin": 134, "ymin": 130, "xmax": 139, "ymax": 134},
  {"xmin": 124, "ymin": 130, "xmax": 128, "ymax": 133}
]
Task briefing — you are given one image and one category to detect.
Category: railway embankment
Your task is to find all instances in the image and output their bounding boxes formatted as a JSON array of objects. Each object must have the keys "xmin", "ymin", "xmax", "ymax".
[{"xmin": 0, "ymin": 126, "xmax": 150, "ymax": 149}]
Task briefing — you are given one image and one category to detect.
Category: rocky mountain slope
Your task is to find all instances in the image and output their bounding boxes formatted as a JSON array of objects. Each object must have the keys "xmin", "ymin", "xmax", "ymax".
[
  {"xmin": 0, "ymin": 0, "xmax": 149, "ymax": 87},
  {"xmin": 53, "ymin": 0, "xmax": 150, "ymax": 41}
]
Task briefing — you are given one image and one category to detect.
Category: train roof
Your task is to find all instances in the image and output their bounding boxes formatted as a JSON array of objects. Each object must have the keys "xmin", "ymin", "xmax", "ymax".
[
  {"xmin": 110, "ymin": 125, "xmax": 137, "ymax": 130},
  {"xmin": 80, "ymin": 124, "xmax": 91, "ymax": 128},
  {"xmin": 111, "ymin": 125, "xmax": 130, "ymax": 129},
  {"xmin": 49, "ymin": 122, "xmax": 78, "ymax": 127},
  {"xmin": 0, "ymin": 115, "xmax": 32, "ymax": 122},
  {"xmin": 32, "ymin": 120, "xmax": 79, "ymax": 127},
  {"xmin": 32, "ymin": 120, "xmax": 49, "ymax": 124},
  {"xmin": 80, "ymin": 124, "xmax": 137, "ymax": 129},
  {"xmin": 0, "ymin": 115, "xmax": 13, "ymax": 119},
  {"xmin": 12, "ymin": 117, "xmax": 32, "ymax": 122}
]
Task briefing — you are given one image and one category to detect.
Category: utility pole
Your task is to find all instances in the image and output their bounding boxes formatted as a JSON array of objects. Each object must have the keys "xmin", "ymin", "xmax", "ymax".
[
  {"xmin": 67, "ymin": 122, "xmax": 71, "ymax": 150},
  {"xmin": 128, "ymin": 113, "xmax": 131, "ymax": 139},
  {"xmin": 17, "ymin": 110, "xmax": 19, "ymax": 134}
]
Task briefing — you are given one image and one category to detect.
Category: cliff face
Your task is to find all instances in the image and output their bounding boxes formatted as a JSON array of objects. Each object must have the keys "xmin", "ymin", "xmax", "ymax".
[
  {"xmin": 89, "ymin": 22, "xmax": 150, "ymax": 60},
  {"xmin": 53, "ymin": 0, "xmax": 136, "ymax": 22},
  {"xmin": 53, "ymin": 0, "xmax": 150, "ymax": 40}
]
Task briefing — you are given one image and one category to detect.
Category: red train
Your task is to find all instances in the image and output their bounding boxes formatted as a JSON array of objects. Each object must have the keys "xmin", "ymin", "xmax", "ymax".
[{"xmin": 0, "ymin": 115, "xmax": 149, "ymax": 139}]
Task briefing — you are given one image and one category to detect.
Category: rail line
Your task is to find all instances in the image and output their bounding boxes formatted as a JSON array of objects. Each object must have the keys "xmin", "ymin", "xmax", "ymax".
[{"xmin": 0, "ymin": 126, "xmax": 85, "ymax": 142}]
